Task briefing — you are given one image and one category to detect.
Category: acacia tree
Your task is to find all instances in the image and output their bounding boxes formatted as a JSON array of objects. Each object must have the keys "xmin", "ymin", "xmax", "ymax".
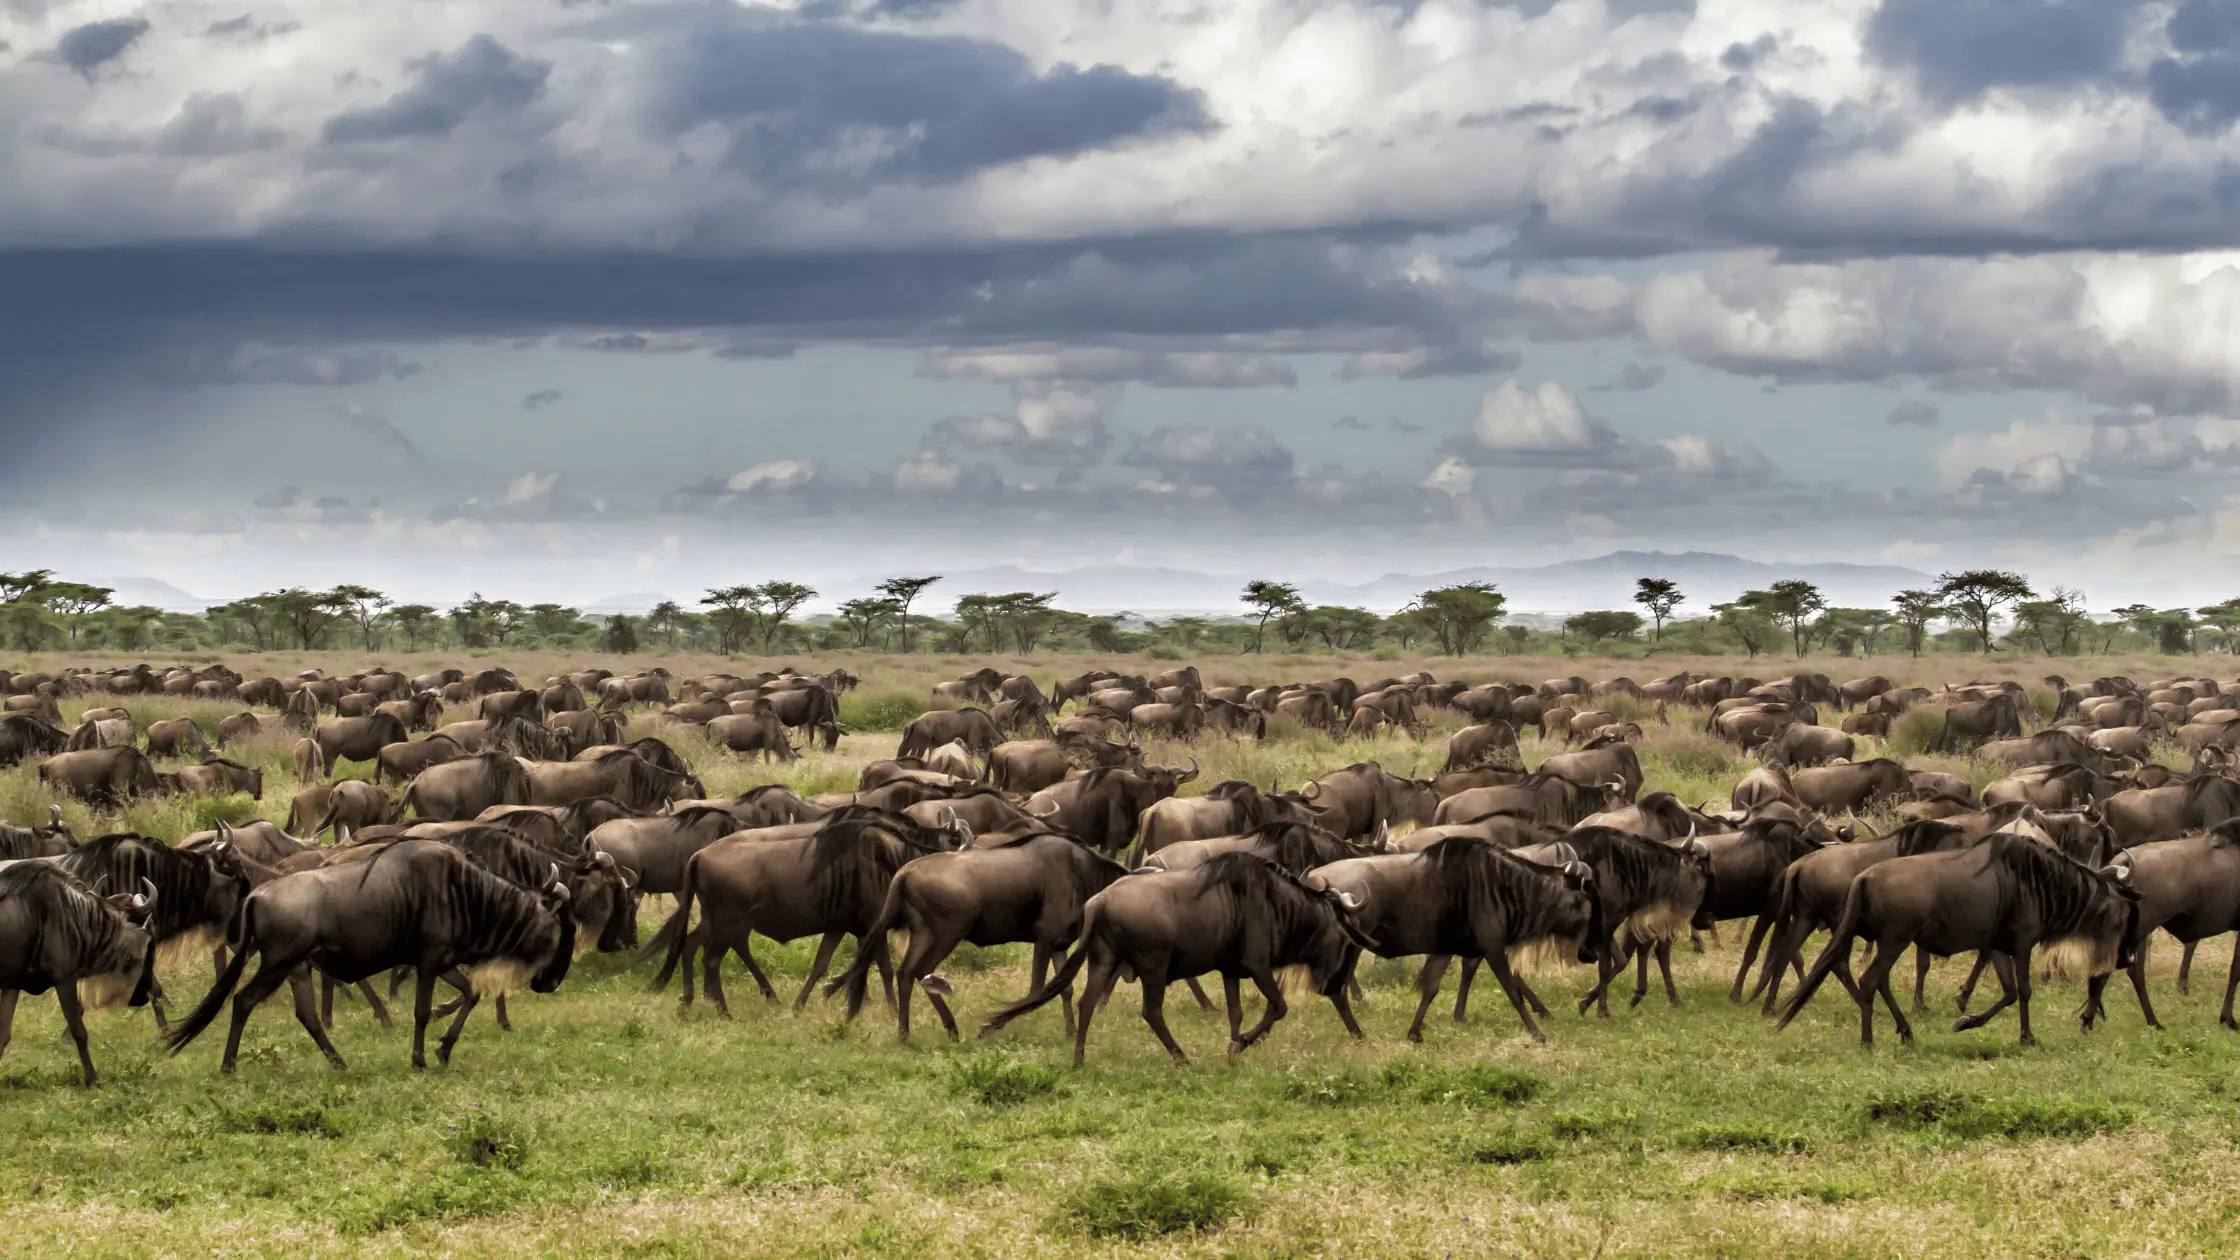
[
  {"xmin": 1240, "ymin": 580, "xmax": 1304, "ymax": 653},
  {"xmin": 0, "ymin": 570, "xmax": 55, "ymax": 605},
  {"xmin": 1633, "ymin": 578, "xmax": 1682, "ymax": 641},
  {"xmin": 1937, "ymin": 569, "xmax": 2034, "ymax": 652},
  {"xmin": 2012, "ymin": 587, "xmax": 2088, "ymax": 655},
  {"xmin": 332, "ymin": 584, "xmax": 391, "ymax": 651},
  {"xmin": 391, "ymin": 604, "xmax": 439, "ymax": 651},
  {"xmin": 1564, "ymin": 609, "xmax": 1643, "ymax": 645},
  {"xmin": 836, "ymin": 597, "xmax": 899, "ymax": 648},
  {"xmin": 2198, "ymin": 598, "xmax": 2240, "ymax": 653},
  {"xmin": 1411, "ymin": 582, "xmax": 1507, "ymax": 655},
  {"xmin": 602, "ymin": 614, "xmax": 640, "ymax": 654},
  {"xmin": 876, "ymin": 576, "xmax": 942, "ymax": 653},
  {"xmin": 647, "ymin": 600, "xmax": 686, "ymax": 648},
  {"xmin": 701, "ymin": 587, "xmax": 757, "ymax": 655},
  {"xmin": 1713, "ymin": 598, "xmax": 1776, "ymax": 660},
  {"xmin": 44, "ymin": 582, "xmax": 114, "ymax": 647},
  {"xmin": 1892, "ymin": 589, "xmax": 1946, "ymax": 658},
  {"xmin": 1752, "ymin": 580, "xmax": 1826, "ymax": 658},
  {"xmin": 754, "ymin": 582, "xmax": 817, "ymax": 650}
]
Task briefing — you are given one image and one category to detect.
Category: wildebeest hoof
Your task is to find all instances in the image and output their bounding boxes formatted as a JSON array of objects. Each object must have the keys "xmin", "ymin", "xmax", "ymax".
[
  {"xmin": 920, "ymin": 974, "xmax": 954, "ymax": 997},
  {"xmin": 1226, "ymin": 1039, "xmax": 1246, "ymax": 1057}
]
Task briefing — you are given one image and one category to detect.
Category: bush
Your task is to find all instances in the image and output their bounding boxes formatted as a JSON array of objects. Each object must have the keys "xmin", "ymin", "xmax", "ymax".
[
  {"xmin": 1863, "ymin": 1089, "xmax": 2130, "ymax": 1139},
  {"xmin": 948, "ymin": 1054, "xmax": 1061, "ymax": 1106},
  {"xmin": 1887, "ymin": 705, "xmax": 1947, "ymax": 758},
  {"xmin": 447, "ymin": 1106, "xmax": 529, "ymax": 1170},
  {"xmin": 1058, "ymin": 1169, "xmax": 1255, "ymax": 1239},
  {"xmin": 841, "ymin": 691, "xmax": 925, "ymax": 732}
]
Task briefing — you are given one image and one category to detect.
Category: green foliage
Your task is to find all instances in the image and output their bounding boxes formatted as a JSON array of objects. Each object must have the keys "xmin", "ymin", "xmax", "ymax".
[
  {"xmin": 1563, "ymin": 609, "xmax": 1643, "ymax": 645},
  {"xmin": 1938, "ymin": 569, "xmax": 2035, "ymax": 652},
  {"xmin": 948, "ymin": 1054, "xmax": 1063, "ymax": 1106},
  {"xmin": 1283, "ymin": 1059, "xmax": 1540, "ymax": 1107},
  {"xmin": 1679, "ymin": 1122, "xmax": 1811, "ymax": 1154},
  {"xmin": 1240, "ymin": 580, "xmax": 1305, "ymax": 653},
  {"xmin": 1058, "ymin": 1168, "xmax": 1256, "ymax": 1239},
  {"xmin": 1863, "ymin": 1090, "xmax": 2131, "ymax": 1139},
  {"xmin": 840, "ymin": 691, "xmax": 925, "ymax": 731},
  {"xmin": 1886, "ymin": 704, "xmax": 1948, "ymax": 758},
  {"xmin": 1634, "ymin": 577, "xmax": 1683, "ymax": 640},
  {"xmin": 1410, "ymin": 582, "xmax": 1508, "ymax": 655}
]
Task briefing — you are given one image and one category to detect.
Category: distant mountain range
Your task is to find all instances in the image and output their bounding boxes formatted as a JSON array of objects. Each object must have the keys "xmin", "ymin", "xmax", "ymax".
[{"xmin": 103, "ymin": 551, "xmax": 1935, "ymax": 618}]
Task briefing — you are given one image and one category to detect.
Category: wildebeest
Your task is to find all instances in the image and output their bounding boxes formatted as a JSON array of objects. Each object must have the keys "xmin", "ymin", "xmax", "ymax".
[
  {"xmin": 896, "ymin": 708, "xmax": 1004, "ymax": 761},
  {"xmin": 981, "ymin": 852, "xmax": 1367, "ymax": 1065},
  {"xmin": 315, "ymin": 712, "xmax": 410, "ymax": 775},
  {"xmin": 0, "ymin": 713, "xmax": 70, "ymax": 766},
  {"xmin": 404, "ymin": 751, "xmax": 534, "ymax": 822},
  {"xmin": 1790, "ymin": 758, "xmax": 1911, "ymax": 813},
  {"xmin": 145, "ymin": 718, "xmax": 208, "ymax": 760},
  {"xmin": 1442, "ymin": 721, "xmax": 1521, "ymax": 773},
  {"xmin": 2090, "ymin": 826, "xmax": 2240, "ymax": 1030},
  {"xmin": 983, "ymin": 740, "xmax": 1075, "ymax": 795},
  {"xmin": 1928, "ymin": 694, "xmax": 2024, "ymax": 752},
  {"xmin": 1761, "ymin": 722, "xmax": 1854, "ymax": 769},
  {"xmin": 39, "ymin": 747, "xmax": 163, "ymax": 806},
  {"xmin": 1434, "ymin": 772, "xmax": 1614, "ymax": 830},
  {"xmin": 0, "ymin": 806, "xmax": 74, "ymax": 861},
  {"xmin": 1749, "ymin": 819, "xmax": 1979, "ymax": 1014},
  {"xmin": 1135, "ymin": 781, "xmax": 1319, "ymax": 856},
  {"xmin": 2102, "ymin": 774, "xmax": 2240, "ymax": 847},
  {"xmin": 1540, "ymin": 737, "xmax": 1645, "ymax": 802},
  {"xmin": 58, "ymin": 832, "xmax": 254, "ymax": 1030},
  {"xmin": 164, "ymin": 840, "xmax": 577, "ymax": 1071},
  {"xmin": 172, "ymin": 757, "xmax": 265, "ymax": 799},
  {"xmin": 1300, "ymin": 763, "xmax": 1436, "ymax": 840},
  {"xmin": 825, "ymin": 831, "xmax": 1131, "ymax": 1040},
  {"xmin": 1974, "ymin": 728, "xmax": 2111, "ymax": 773},
  {"xmin": 1513, "ymin": 826, "xmax": 1716, "ymax": 1016},
  {"xmin": 378, "ymin": 733, "xmax": 468, "ymax": 783},
  {"xmin": 1309, "ymin": 837, "xmax": 1602, "ymax": 1041},
  {"xmin": 0, "ymin": 864, "xmax": 158, "ymax": 1085},
  {"xmin": 707, "ymin": 711, "xmax": 799, "ymax": 762},
  {"xmin": 1025, "ymin": 763, "xmax": 1196, "ymax": 856},
  {"xmin": 759, "ymin": 684, "xmax": 843, "ymax": 751},
  {"xmin": 525, "ymin": 748, "xmax": 701, "ymax": 811},
  {"xmin": 643, "ymin": 808, "xmax": 966, "ymax": 1014},
  {"xmin": 1777, "ymin": 835, "xmax": 2139, "ymax": 1046}
]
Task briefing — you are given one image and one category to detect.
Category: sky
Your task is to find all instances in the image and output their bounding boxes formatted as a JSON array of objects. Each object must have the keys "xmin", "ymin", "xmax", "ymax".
[{"xmin": 6, "ymin": 0, "xmax": 2240, "ymax": 612}]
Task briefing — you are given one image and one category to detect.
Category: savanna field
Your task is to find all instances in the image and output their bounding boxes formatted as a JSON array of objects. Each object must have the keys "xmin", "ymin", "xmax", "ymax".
[{"xmin": 5, "ymin": 648, "xmax": 2239, "ymax": 1259}]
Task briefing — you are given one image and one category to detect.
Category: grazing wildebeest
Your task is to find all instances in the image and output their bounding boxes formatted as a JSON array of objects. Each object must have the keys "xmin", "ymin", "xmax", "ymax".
[
  {"xmin": 1777, "ymin": 835, "xmax": 2139, "ymax": 1046},
  {"xmin": 1309, "ymin": 837, "xmax": 1602, "ymax": 1041},
  {"xmin": 759, "ymin": 684, "xmax": 843, "ymax": 751},
  {"xmin": 1540, "ymin": 737, "xmax": 1645, "ymax": 802},
  {"xmin": 1974, "ymin": 729, "xmax": 2111, "ymax": 773},
  {"xmin": 172, "ymin": 757, "xmax": 265, "ymax": 799},
  {"xmin": 216, "ymin": 712, "xmax": 261, "ymax": 748},
  {"xmin": 0, "ymin": 806, "xmax": 74, "ymax": 861},
  {"xmin": 164, "ymin": 840, "xmax": 577, "ymax": 1071},
  {"xmin": 707, "ymin": 710, "xmax": 800, "ymax": 762},
  {"xmin": 981, "ymin": 852, "xmax": 1368, "ymax": 1065},
  {"xmin": 38, "ymin": 747, "xmax": 163, "ymax": 806},
  {"xmin": 145, "ymin": 718, "xmax": 208, "ymax": 760},
  {"xmin": 643, "ymin": 808, "xmax": 967, "ymax": 1015},
  {"xmin": 1929, "ymin": 694, "xmax": 2024, "ymax": 752},
  {"xmin": 0, "ymin": 713, "xmax": 70, "ymax": 767},
  {"xmin": 378, "ymin": 733, "xmax": 468, "ymax": 783},
  {"xmin": 0, "ymin": 865, "xmax": 158, "ymax": 1085},
  {"xmin": 1762, "ymin": 723, "xmax": 1854, "ymax": 769},
  {"xmin": 1790, "ymin": 758, "xmax": 1911, "ymax": 813},
  {"xmin": 896, "ymin": 708, "xmax": 1004, "ymax": 761},
  {"xmin": 315, "ymin": 713, "xmax": 409, "ymax": 776},
  {"xmin": 824, "ymin": 832, "xmax": 1131, "ymax": 1040},
  {"xmin": 1442, "ymin": 721, "xmax": 1522, "ymax": 773}
]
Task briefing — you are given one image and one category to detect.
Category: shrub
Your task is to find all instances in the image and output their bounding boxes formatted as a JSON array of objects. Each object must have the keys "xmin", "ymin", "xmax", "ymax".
[
  {"xmin": 948, "ymin": 1054, "xmax": 1061, "ymax": 1107},
  {"xmin": 1887, "ymin": 705, "xmax": 1947, "ymax": 758},
  {"xmin": 841, "ymin": 691, "xmax": 924, "ymax": 732},
  {"xmin": 1058, "ymin": 1169, "xmax": 1255, "ymax": 1239},
  {"xmin": 447, "ymin": 1106, "xmax": 529, "ymax": 1170}
]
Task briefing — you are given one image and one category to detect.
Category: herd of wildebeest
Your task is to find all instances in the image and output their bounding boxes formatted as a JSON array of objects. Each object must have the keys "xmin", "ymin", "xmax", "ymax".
[{"xmin": 6, "ymin": 657, "xmax": 2240, "ymax": 1087}]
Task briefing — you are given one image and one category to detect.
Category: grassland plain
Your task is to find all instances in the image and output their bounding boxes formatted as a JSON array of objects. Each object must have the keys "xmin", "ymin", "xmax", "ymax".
[{"xmin": 2, "ymin": 648, "xmax": 2236, "ymax": 1257}]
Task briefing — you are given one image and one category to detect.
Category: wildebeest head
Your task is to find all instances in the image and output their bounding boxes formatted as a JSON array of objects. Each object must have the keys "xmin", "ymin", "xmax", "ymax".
[
  {"xmin": 575, "ymin": 850, "xmax": 639, "ymax": 954},
  {"xmin": 530, "ymin": 866, "xmax": 577, "ymax": 994}
]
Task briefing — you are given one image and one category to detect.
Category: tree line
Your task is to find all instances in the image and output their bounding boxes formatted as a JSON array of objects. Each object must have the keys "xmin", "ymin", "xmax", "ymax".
[{"xmin": 3, "ymin": 566, "xmax": 2234, "ymax": 659}]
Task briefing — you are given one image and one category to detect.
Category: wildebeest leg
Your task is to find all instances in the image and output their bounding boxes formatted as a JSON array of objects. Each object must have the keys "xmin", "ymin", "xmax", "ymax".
[
  {"xmin": 899, "ymin": 928, "xmax": 963, "ymax": 1043},
  {"xmin": 729, "ymin": 934, "xmax": 779, "ymax": 1003},
  {"xmin": 54, "ymin": 985, "xmax": 99, "ymax": 1087},
  {"xmin": 700, "ymin": 936, "xmax": 732, "ymax": 1018},
  {"xmin": 146, "ymin": 974, "xmax": 171, "ymax": 1034},
  {"xmin": 0, "ymin": 989, "xmax": 16, "ymax": 1065},
  {"xmin": 493, "ymin": 993, "xmax": 511, "ymax": 1033},
  {"xmin": 320, "ymin": 976, "xmax": 337, "ymax": 1028},
  {"xmin": 1408, "ymin": 955, "xmax": 1450, "ymax": 1042},
  {"xmin": 1954, "ymin": 950, "xmax": 1992, "ymax": 1012},
  {"xmin": 357, "ymin": 981, "xmax": 393, "ymax": 1028},
  {"xmin": 1753, "ymin": 919, "xmax": 1806, "ymax": 1012},
  {"xmin": 409, "ymin": 970, "xmax": 437, "ymax": 1069},
  {"xmin": 1183, "ymin": 977, "xmax": 1216, "ymax": 1010},
  {"xmin": 285, "ymin": 970, "xmax": 347, "ymax": 1069},
  {"xmin": 1628, "ymin": 932, "xmax": 1654, "ymax": 1007},
  {"xmin": 1580, "ymin": 936, "xmax": 1625, "ymax": 1018},
  {"xmin": 1869, "ymin": 950, "xmax": 1913, "ymax": 1045},
  {"xmin": 2124, "ymin": 950, "xmax": 2161, "ymax": 1030},
  {"xmin": 1326, "ymin": 973, "xmax": 1364, "ymax": 1039},
  {"xmin": 1652, "ymin": 938, "xmax": 1682, "ymax": 1007},
  {"xmin": 1232, "ymin": 968, "xmax": 1288, "ymax": 1051},
  {"xmin": 212, "ymin": 946, "xmax": 229, "ymax": 975},
  {"xmin": 1731, "ymin": 914, "xmax": 1775, "ymax": 1003},
  {"xmin": 1955, "ymin": 954, "xmax": 2019, "ymax": 1033},
  {"xmin": 794, "ymin": 931, "xmax": 845, "ymax": 1013},
  {"xmin": 1486, "ymin": 952, "xmax": 1546, "ymax": 1044},
  {"xmin": 2219, "ymin": 934, "xmax": 2240, "ymax": 1030},
  {"xmin": 1138, "ymin": 962, "xmax": 1189, "ymax": 1064},
  {"xmin": 2180, "ymin": 939, "xmax": 2199, "ymax": 994},
  {"xmin": 1222, "ymin": 974, "xmax": 1245, "ymax": 1052},
  {"xmin": 388, "ymin": 965, "xmax": 409, "ymax": 999},
  {"xmin": 1072, "ymin": 957, "xmax": 1118, "ymax": 1068},
  {"xmin": 1453, "ymin": 956, "xmax": 1479, "ymax": 1022},
  {"xmin": 2082, "ymin": 970, "xmax": 2113, "ymax": 1034},
  {"xmin": 223, "ymin": 960, "xmax": 298, "ymax": 1074},
  {"xmin": 872, "ymin": 938, "xmax": 897, "ymax": 1010},
  {"xmin": 1912, "ymin": 946, "xmax": 1933, "ymax": 1013},
  {"xmin": 2012, "ymin": 946, "xmax": 2038, "ymax": 1045},
  {"xmin": 434, "ymin": 969, "xmax": 481, "ymax": 1065}
]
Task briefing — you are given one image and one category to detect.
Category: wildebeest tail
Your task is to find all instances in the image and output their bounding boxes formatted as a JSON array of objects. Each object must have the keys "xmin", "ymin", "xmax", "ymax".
[
  {"xmin": 639, "ymin": 853, "xmax": 699, "ymax": 990},
  {"xmin": 1776, "ymin": 874, "xmax": 1868, "ymax": 1030},
  {"xmin": 164, "ymin": 901, "xmax": 257, "ymax": 1054},
  {"xmin": 1749, "ymin": 865, "xmax": 1803, "ymax": 1002},
  {"xmin": 979, "ymin": 905, "xmax": 1101, "ymax": 1035},
  {"xmin": 825, "ymin": 878, "xmax": 908, "ymax": 1018}
]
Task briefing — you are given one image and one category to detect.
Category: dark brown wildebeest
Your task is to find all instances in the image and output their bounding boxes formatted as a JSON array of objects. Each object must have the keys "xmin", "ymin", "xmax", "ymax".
[
  {"xmin": 1929, "ymin": 694, "xmax": 2024, "ymax": 753},
  {"xmin": 39, "ymin": 747, "xmax": 163, "ymax": 806},
  {"xmin": 1054, "ymin": 669, "xmax": 1120, "ymax": 709},
  {"xmin": 173, "ymin": 757, "xmax": 264, "ymax": 800},
  {"xmin": 0, "ymin": 864, "xmax": 158, "ymax": 1086},
  {"xmin": 314, "ymin": 713, "xmax": 409, "ymax": 776},
  {"xmin": 1513, "ymin": 827, "xmax": 1715, "ymax": 1017},
  {"xmin": 586, "ymin": 806, "xmax": 745, "ymax": 909},
  {"xmin": 1791, "ymin": 758, "xmax": 1911, "ymax": 813},
  {"xmin": 1434, "ymin": 772, "xmax": 1614, "ymax": 829},
  {"xmin": 404, "ymin": 751, "xmax": 534, "ymax": 822},
  {"xmin": 902, "ymin": 787, "xmax": 1050, "ymax": 839},
  {"xmin": 1708, "ymin": 702, "xmax": 1801, "ymax": 752},
  {"xmin": 1139, "ymin": 819, "xmax": 1376, "ymax": 876},
  {"xmin": 539, "ymin": 679, "xmax": 586, "ymax": 715},
  {"xmin": 1749, "ymin": 820, "xmax": 1980, "ymax": 1015},
  {"xmin": 1762, "ymin": 723, "xmax": 1854, "ymax": 769},
  {"xmin": 1026, "ymin": 762, "xmax": 1196, "ymax": 856},
  {"xmin": 1442, "ymin": 721, "xmax": 1522, "ymax": 773},
  {"xmin": 2102, "ymin": 774, "xmax": 2240, "ymax": 847},
  {"xmin": 897, "ymin": 708, "xmax": 1004, "ymax": 761},
  {"xmin": 1273, "ymin": 688, "xmax": 1339, "ymax": 733},
  {"xmin": 377, "ymin": 691, "xmax": 445, "ymax": 734},
  {"xmin": 1131, "ymin": 699, "xmax": 1207, "ymax": 741},
  {"xmin": 1394, "ymin": 811, "xmax": 1564, "ymax": 854},
  {"xmin": 0, "ymin": 806, "xmax": 74, "ymax": 861},
  {"xmin": 707, "ymin": 711, "xmax": 799, "ymax": 762},
  {"xmin": 145, "ymin": 718, "xmax": 208, "ymax": 761},
  {"xmin": 478, "ymin": 690, "xmax": 546, "ymax": 725},
  {"xmin": 1837, "ymin": 675, "xmax": 1895, "ymax": 711},
  {"xmin": 1579, "ymin": 791, "xmax": 1712, "ymax": 844},
  {"xmin": 1135, "ymin": 781, "xmax": 1319, "ymax": 856},
  {"xmin": 164, "ymin": 840, "xmax": 576, "ymax": 1072},
  {"xmin": 1310, "ymin": 837, "xmax": 1601, "ymax": 1042},
  {"xmin": 1975, "ymin": 729, "xmax": 2111, "ymax": 773},
  {"xmin": 1453, "ymin": 684, "xmax": 1516, "ymax": 724},
  {"xmin": 1702, "ymin": 817, "xmax": 1839, "ymax": 1001},
  {"xmin": 526, "ymin": 749, "xmax": 700, "ymax": 811},
  {"xmin": 988, "ymin": 697, "xmax": 1055, "ymax": 739},
  {"xmin": 643, "ymin": 807, "xmax": 965, "ymax": 1015},
  {"xmin": 1205, "ymin": 697, "xmax": 1268, "ymax": 739},
  {"xmin": 758, "ymin": 685, "xmax": 843, "ymax": 751},
  {"xmin": 1840, "ymin": 711, "xmax": 1892, "ymax": 738},
  {"xmin": 1777, "ymin": 835, "xmax": 2138, "ymax": 1046},
  {"xmin": 824, "ymin": 832, "xmax": 1131, "ymax": 1040},
  {"xmin": 378, "ymin": 734, "xmax": 468, "ymax": 783},
  {"xmin": 59, "ymin": 832, "xmax": 253, "ymax": 1031},
  {"xmin": 315, "ymin": 780, "xmax": 399, "ymax": 835},
  {"xmin": 981, "ymin": 852, "xmax": 1367, "ymax": 1066},
  {"xmin": 1300, "ymin": 763, "xmax": 1436, "ymax": 839},
  {"xmin": 547, "ymin": 708, "xmax": 627, "ymax": 757},
  {"xmin": 0, "ymin": 713, "xmax": 70, "ymax": 766},
  {"xmin": 2089, "ymin": 826, "xmax": 2240, "ymax": 1030},
  {"xmin": 1540, "ymin": 737, "xmax": 1645, "ymax": 802},
  {"xmin": 1981, "ymin": 763, "xmax": 2111, "ymax": 811},
  {"xmin": 215, "ymin": 711, "xmax": 261, "ymax": 748}
]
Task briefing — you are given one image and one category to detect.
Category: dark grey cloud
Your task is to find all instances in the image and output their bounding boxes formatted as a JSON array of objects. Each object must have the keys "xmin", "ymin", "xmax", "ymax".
[
  {"xmin": 1337, "ymin": 341, "xmax": 1522, "ymax": 380},
  {"xmin": 203, "ymin": 14, "xmax": 299, "ymax": 42},
  {"xmin": 334, "ymin": 404, "xmax": 427, "ymax": 464},
  {"xmin": 1592, "ymin": 363, "xmax": 1664, "ymax": 392},
  {"xmin": 1332, "ymin": 416, "xmax": 1372, "ymax": 431},
  {"xmin": 1719, "ymin": 35, "xmax": 1777, "ymax": 74},
  {"xmin": 1886, "ymin": 400, "xmax": 1940, "ymax": 426},
  {"xmin": 54, "ymin": 17, "xmax": 151, "ymax": 80},
  {"xmin": 1121, "ymin": 426, "xmax": 1297, "ymax": 487},
  {"xmin": 145, "ymin": 345, "xmax": 422, "ymax": 387},
  {"xmin": 323, "ymin": 34, "xmax": 551, "ymax": 143},
  {"xmin": 2149, "ymin": 3, "xmax": 2240, "ymax": 134},
  {"xmin": 916, "ymin": 345, "xmax": 1295, "ymax": 388},
  {"xmin": 644, "ymin": 15, "xmax": 1211, "ymax": 187},
  {"xmin": 156, "ymin": 94, "xmax": 287, "ymax": 156},
  {"xmin": 522, "ymin": 388, "xmax": 563, "ymax": 410},
  {"xmin": 1865, "ymin": 0, "xmax": 2137, "ymax": 105}
]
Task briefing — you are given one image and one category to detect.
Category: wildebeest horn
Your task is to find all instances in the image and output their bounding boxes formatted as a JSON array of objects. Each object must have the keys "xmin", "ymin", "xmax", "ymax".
[
  {"xmin": 1180, "ymin": 756, "xmax": 1199, "ymax": 784},
  {"xmin": 131, "ymin": 877, "xmax": 157, "ymax": 913},
  {"xmin": 1687, "ymin": 837, "xmax": 1710, "ymax": 858},
  {"xmin": 1554, "ymin": 841, "xmax": 1580, "ymax": 866},
  {"xmin": 1372, "ymin": 818, "xmax": 1390, "ymax": 851},
  {"xmin": 1030, "ymin": 800, "xmax": 1060, "ymax": 818},
  {"xmin": 1302, "ymin": 781, "xmax": 1322, "ymax": 800},
  {"xmin": 48, "ymin": 805, "xmax": 62, "ymax": 827},
  {"xmin": 1334, "ymin": 890, "xmax": 1364, "ymax": 911},
  {"xmin": 2106, "ymin": 860, "xmax": 2135, "ymax": 883}
]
